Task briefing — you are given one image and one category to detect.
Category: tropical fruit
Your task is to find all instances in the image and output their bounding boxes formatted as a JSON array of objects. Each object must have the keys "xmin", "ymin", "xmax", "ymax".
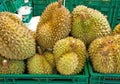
[
  {"xmin": 44, "ymin": 51, "xmax": 55, "ymax": 68},
  {"xmin": 27, "ymin": 46, "xmax": 52, "ymax": 74},
  {"xmin": 89, "ymin": 35, "xmax": 120, "ymax": 73},
  {"xmin": 0, "ymin": 12, "xmax": 36, "ymax": 60},
  {"xmin": 71, "ymin": 5, "xmax": 112, "ymax": 45},
  {"xmin": 113, "ymin": 23, "xmax": 120, "ymax": 34},
  {"xmin": 53, "ymin": 37, "xmax": 86, "ymax": 75},
  {"xmin": 27, "ymin": 54, "xmax": 52, "ymax": 74},
  {"xmin": 36, "ymin": 0, "xmax": 71, "ymax": 49},
  {"xmin": 0, "ymin": 55, "xmax": 25, "ymax": 74}
]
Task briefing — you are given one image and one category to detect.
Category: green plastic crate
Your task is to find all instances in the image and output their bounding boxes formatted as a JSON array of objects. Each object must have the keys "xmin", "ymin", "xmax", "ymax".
[
  {"xmin": 33, "ymin": 4, "xmax": 47, "ymax": 16},
  {"xmin": 2, "ymin": 1, "xmax": 8, "ymax": 11},
  {"xmin": 48, "ymin": 0, "xmax": 56, "ymax": 3},
  {"xmin": 63, "ymin": 0, "xmax": 73, "ymax": 12},
  {"xmin": 4, "ymin": 0, "xmax": 16, "ymax": 12},
  {"xmin": 34, "ymin": 4, "xmax": 47, "ymax": 10},
  {"xmin": 112, "ymin": 0, "xmax": 120, "ymax": 29},
  {"xmin": 33, "ymin": 0, "xmax": 48, "ymax": 4},
  {"xmin": 23, "ymin": 1, "xmax": 32, "ymax": 7},
  {"xmin": 33, "ymin": 0, "xmax": 51, "ymax": 16},
  {"xmin": 22, "ymin": 9, "xmax": 33, "ymax": 23},
  {"xmin": 0, "ymin": 4, "xmax": 3, "ymax": 12},
  {"xmin": 0, "ymin": 64, "xmax": 88, "ymax": 84},
  {"xmin": 74, "ymin": 0, "xmax": 115, "ymax": 28},
  {"xmin": 13, "ymin": 0, "xmax": 24, "ymax": 12},
  {"xmin": 33, "ymin": 10, "xmax": 43, "ymax": 16},
  {"xmin": 88, "ymin": 61, "xmax": 120, "ymax": 84},
  {"xmin": 74, "ymin": 0, "xmax": 115, "ymax": 6},
  {"xmin": 0, "ymin": 1, "xmax": 5, "ymax": 12}
]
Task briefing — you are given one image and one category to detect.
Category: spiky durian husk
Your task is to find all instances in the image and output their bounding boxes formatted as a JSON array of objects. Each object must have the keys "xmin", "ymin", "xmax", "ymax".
[
  {"xmin": 27, "ymin": 54, "xmax": 52, "ymax": 74},
  {"xmin": 112, "ymin": 35, "xmax": 120, "ymax": 73},
  {"xmin": 113, "ymin": 23, "xmax": 120, "ymax": 34},
  {"xmin": 72, "ymin": 5, "xmax": 112, "ymax": 45},
  {"xmin": 0, "ymin": 56, "xmax": 25, "ymax": 74},
  {"xmin": 53, "ymin": 37, "xmax": 86, "ymax": 75},
  {"xmin": 44, "ymin": 51, "xmax": 55, "ymax": 68},
  {"xmin": 36, "ymin": 2, "xmax": 71, "ymax": 49},
  {"xmin": 89, "ymin": 35, "xmax": 120, "ymax": 73},
  {"xmin": 0, "ymin": 12, "xmax": 36, "ymax": 60},
  {"xmin": 32, "ymin": 31, "xmax": 36, "ymax": 39},
  {"xmin": 44, "ymin": 51, "xmax": 57, "ymax": 74},
  {"xmin": 57, "ymin": 52, "xmax": 79, "ymax": 75}
]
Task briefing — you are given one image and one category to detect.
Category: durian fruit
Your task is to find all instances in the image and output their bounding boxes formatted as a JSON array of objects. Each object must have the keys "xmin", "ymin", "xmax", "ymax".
[
  {"xmin": 53, "ymin": 37, "xmax": 86, "ymax": 75},
  {"xmin": 44, "ymin": 51, "xmax": 57, "ymax": 74},
  {"xmin": 0, "ymin": 55, "xmax": 25, "ymax": 74},
  {"xmin": 57, "ymin": 52, "xmax": 79, "ymax": 75},
  {"xmin": 113, "ymin": 35, "xmax": 120, "ymax": 73},
  {"xmin": 0, "ymin": 12, "xmax": 36, "ymax": 60},
  {"xmin": 27, "ymin": 47, "xmax": 52, "ymax": 74},
  {"xmin": 113, "ymin": 23, "xmax": 120, "ymax": 34},
  {"xmin": 32, "ymin": 31, "xmax": 36, "ymax": 39},
  {"xmin": 44, "ymin": 51, "xmax": 55, "ymax": 68},
  {"xmin": 27, "ymin": 54, "xmax": 52, "ymax": 74},
  {"xmin": 71, "ymin": 5, "xmax": 112, "ymax": 45},
  {"xmin": 88, "ymin": 35, "xmax": 120, "ymax": 73},
  {"xmin": 36, "ymin": 0, "xmax": 71, "ymax": 49}
]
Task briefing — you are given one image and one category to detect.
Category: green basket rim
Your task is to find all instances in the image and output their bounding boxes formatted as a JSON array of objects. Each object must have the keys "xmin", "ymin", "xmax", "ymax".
[{"xmin": 0, "ymin": 63, "xmax": 88, "ymax": 78}]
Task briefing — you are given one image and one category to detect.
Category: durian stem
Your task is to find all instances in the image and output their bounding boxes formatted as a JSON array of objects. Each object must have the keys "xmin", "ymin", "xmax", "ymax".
[
  {"xmin": 38, "ymin": 46, "xmax": 43, "ymax": 55},
  {"xmin": 58, "ymin": 0, "xmax": 62, "ymax": 8}
]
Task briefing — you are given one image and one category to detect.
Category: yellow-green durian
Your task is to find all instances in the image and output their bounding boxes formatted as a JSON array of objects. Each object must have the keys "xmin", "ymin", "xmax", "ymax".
[
  {"xmin": 0, "ymin": 55, "xmax": 25, "ymax": 74},
  {"xmin": 44, "ymin": 51, "xmax": 55, "ymax": 68},
  {"xmin": 113, "ymin": 23, "xmax": 120, "ymax": 34},
  {"xmin": 27, "ymin": 54, "xmax": 52, "ymax": 74},
  {"xmin": 57, "ymin": 52, "xmax": 79, "ymax": 75},
  {"xmin": 71, "ymin": 5, "xmax": 112, "ymax": 45},
  {"xmin": 53, "ymin": 37, "xmax": 86, "ymax": 75},
  {"xmin": 89, "ymin": 35, "xmax": 120, "ymax": 73}
]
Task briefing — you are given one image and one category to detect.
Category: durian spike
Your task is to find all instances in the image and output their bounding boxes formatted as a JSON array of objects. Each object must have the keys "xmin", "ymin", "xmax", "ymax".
[
  {"xmin": 58, "ymin": 0, "xmax": 62, "ymax": 8},
  {"xmin": 38, "ymin": 46, "xmax": 43, "ymax": 55},
  {"xmin": 2, "ymin": 59, "xmax": 8, "ymax": 69}
]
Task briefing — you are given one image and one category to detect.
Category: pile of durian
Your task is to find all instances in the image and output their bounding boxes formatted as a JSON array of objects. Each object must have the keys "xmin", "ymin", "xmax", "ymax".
[{"xmin": 0, "ymin": 0, "xmax": 120, "ymax": 75}]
